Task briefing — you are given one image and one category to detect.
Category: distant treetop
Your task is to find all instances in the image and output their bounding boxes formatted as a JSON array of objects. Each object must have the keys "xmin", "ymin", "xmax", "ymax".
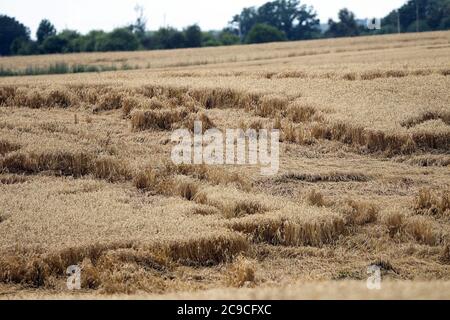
[{"xmin": 1, "ymin": 0, "xmax": 450, "ymax": 56}]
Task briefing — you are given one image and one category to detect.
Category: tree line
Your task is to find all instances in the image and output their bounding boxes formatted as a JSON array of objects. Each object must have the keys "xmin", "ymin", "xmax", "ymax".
[{"xmin": 1, "ymin": 0, "xmax": 449, "ymax": 56}]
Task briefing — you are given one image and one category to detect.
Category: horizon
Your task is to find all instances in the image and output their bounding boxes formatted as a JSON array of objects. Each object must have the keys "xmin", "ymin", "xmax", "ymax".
[{"xmin": 1, "ymin": 0, "xmax": 407, "ymax": 38}]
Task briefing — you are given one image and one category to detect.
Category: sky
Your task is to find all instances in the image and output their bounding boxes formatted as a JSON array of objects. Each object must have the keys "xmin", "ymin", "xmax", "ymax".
[{"xmin": 0, "ymin": 0, "xmax": 407, "ymax": 38}]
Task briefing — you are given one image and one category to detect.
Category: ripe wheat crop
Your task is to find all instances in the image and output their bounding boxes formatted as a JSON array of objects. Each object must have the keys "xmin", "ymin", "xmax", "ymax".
[{"xmin": 0, "ymin": 31, "xmax": 449, "ymax": 299}]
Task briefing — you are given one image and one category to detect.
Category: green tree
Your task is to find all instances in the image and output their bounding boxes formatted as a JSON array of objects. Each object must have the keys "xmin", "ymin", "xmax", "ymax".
[
  {"xmin": 326, "ymin": 8, "xmax": 361, "ymax": 37},
  {"xmin": 258, "ymin": 0, "xmax": 319, "ymax": 39},
  {"xmin": 10, "ymin": 38, "xmax": 37, "ymax": 55},
  {"xmin": 36, "ymin": 19, "xmax": 56, "ymax": 44},
  {"xmin": 39, "ymin": 30, "xmax": 81, "ymax": 54},
  {"xmin": 152, "ymin": 27, "xmax": 186, "ymax": 49},
  {"xmin": 218, "ymin": 30, "xmax": 241, "ymax": 45},
  {"xmin": 231, "ymin": 7, "xmax": 258, "ymax": 38},
  {"xmin": 424, "ymin": 0, "xmax": 450, "ymax": 29},
  {"xmin": 407, "ymin": 19, "xmax": 431, "ymax": 31},
  {"xmin": 290, "ymin": 4, "xmax": 321, "ymax": 39},
  {"xmin": 382, "ymin": 0, "xmax": 450, "ymax": 33},
  {"xmin": 184, "ymin": 24, "xmax": 202, "ymax": 48},
  {"xmin": 231, "ymin": 0, "xmax": 319, "ymax": 40},
  {"xmin": 383, "ymin": 0, "xmax": 424, "ymax": 32},
  {"xmin": 201, "ymin": 32, "xmax": 221, "ymax": 47},
  {"xmin": 245, "ymin": 23, "xmax": 286, "ymax": 43},
  {"xmin": 132, "ymin": 4, "xmax": 147, "ymax": 41},
  {"xmin": 77, "ymin": 30, "xmax": 105, "ymax": 52},
  {"xmin": 11, "ymin": 37, "xmax": 38, "ymax": 55},
  {"xmin": 0, "ymin": 15, "xmax": 30, "ymax": 56},
  {"xmin": 41, "ymin": 35, "xmax": 69, "ymax": 54},
  {"xmin": 139, "ymin": 31, "xmax": 154, "ymax": 50},
  {"xmin": 439, "ymin": 13, "xmax": 450, "ymax": 29},
  {"xmin": 96, "ymin": 28, "xmax": 140, "ymax": 52},
  {"xmin": 58, "ymin": 29, "xmax": 82, "ymax": 52}
]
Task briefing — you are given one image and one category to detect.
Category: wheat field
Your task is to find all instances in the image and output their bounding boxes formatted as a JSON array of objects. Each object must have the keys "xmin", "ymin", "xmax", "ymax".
[{"xmin": 0, "ymin": 31, "xmax": 449, "ymax": 299}]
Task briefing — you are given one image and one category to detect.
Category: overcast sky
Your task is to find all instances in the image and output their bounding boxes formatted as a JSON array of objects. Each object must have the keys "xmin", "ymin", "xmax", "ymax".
[{"xmin": 1, "ymin": 0, "xmax": 407, "ymax": 38}]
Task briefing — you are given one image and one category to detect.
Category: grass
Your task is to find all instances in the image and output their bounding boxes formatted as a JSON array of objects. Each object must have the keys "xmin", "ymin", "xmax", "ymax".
[
  {"xmin": 230, "ymin": 213, "xmax": 345, "ymax": 247},
  {"xmin": 0, "ymin": 234, "xmax": 248, "ymax": 290},
  {"xmin": 383, "ymin": 212, "xmax": 406, "ymax": 238},
  {"xmin": 401, "ymin": 110, "xmax": 450, "ymax": 128},
  {"xmin": 396, "ymin": 154, "xmax": 450, "ymax": 167},
  {"xmin": 133, "ymin": 167, "xmax": 174, "ymax": 195},
  {"xmin": 309, "ymin": 122, "xmax": 426, "ymax": 154},
  {"xmin": 0, "ymin": 174, "xmax": 27, "ymax": 185},
  {"xmin": 0, "ymin": 139, "xmax": 21, "ymax": 155},
  {"xmin": 256, "ymin": 95, "xmax": 288, "ymax": 117},
  {"xmin": 286, "ymin": 102, "xmax": 322, "ymax": 123},
  {"xmin": 1, "ymin": 82, "xmax": 447, "ymax": 153},
  {"xmin": 405, "ymin": 216, "xmax": 438, "ymax": 246},
  {"xmin": 0, "ymin": 150, "xmax": 131, "ymax": 182},
  {"xmin": 414, "ymin": 188, "xmax": 450, "ymax": 217},
  {"xmin": 222, "ymin": 199, "xmax": 266, "ymax": 218},
  {"xmin": 169, "ymin": 164, "xmax": 251, "ymax": 191},
  {"xmin": 340, "ymin": 199, "xmax": 378, "ymax": 226},
  {"xmin": 131, "ymin": 109, "xmax": 187, "ymax": 131},
  {"xmin": 226, "ymin": 257, "xmax": 256, "ymax": 288},
  {"xmin": 177, "ymin": 181, "xmax": 200, "ymax": 201},
  {"xmin": 189, "ymin": 204, "xmax": 219, "ymax": 216},
  {"xmin": 276, "ymin": 171, "xmax": 371, "ymax": 183},
  {"xmin": 0, "ymin": 63, "xmax": 139, "ymax": 77},
  {"xmin": 305, "ymin": 189, "xmax": 326, "ymax": 207},
  {"xmin": 441, "ymin": 245, "xmax": 450, "ymax": 264}
]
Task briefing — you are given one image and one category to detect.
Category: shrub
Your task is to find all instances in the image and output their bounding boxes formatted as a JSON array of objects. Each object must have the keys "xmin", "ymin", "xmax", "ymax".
[
  {"xmin": 95, "ymin": 28, "xmax": 140, "ymax": 52},
  {"xmin": 245, "ymin": 24, "xmax": 286, "ymax": 44}
]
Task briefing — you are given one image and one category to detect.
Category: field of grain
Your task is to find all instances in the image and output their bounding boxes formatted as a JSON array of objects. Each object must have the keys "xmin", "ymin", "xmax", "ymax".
[{"xmin": 0, "ymin": 31, "xmax": 449, "ymax": 299}]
